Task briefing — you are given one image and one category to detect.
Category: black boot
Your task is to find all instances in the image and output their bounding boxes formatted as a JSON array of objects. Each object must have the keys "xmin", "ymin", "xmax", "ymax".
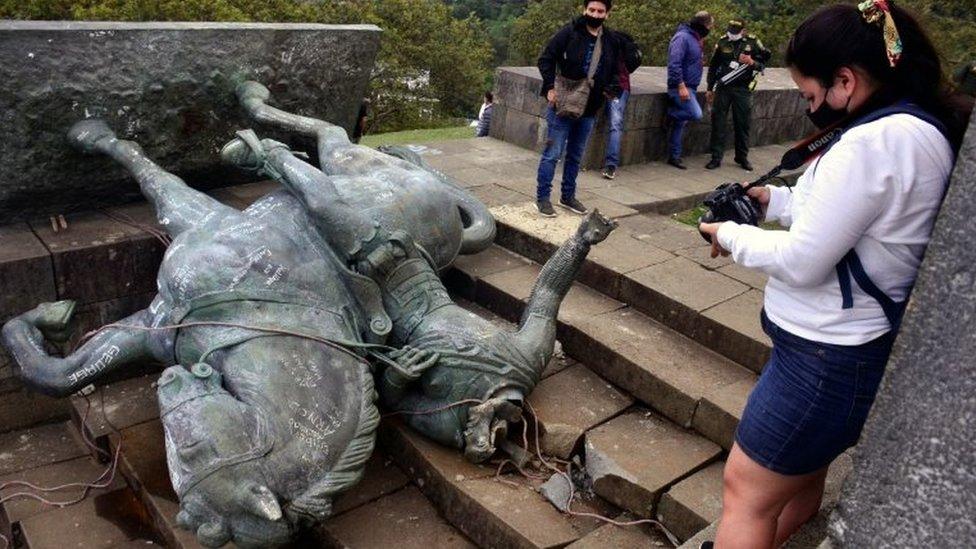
[
  {"xmin": 705, "ymin": 158, "xmax": 721, "ymax": 170},
  {"xmin": 667, "ymin": 156, "xmax": 687, "ymax": 170},
  {"xmin": 736, "ymin": 157, "xmax": 754, "ymax": 171}
]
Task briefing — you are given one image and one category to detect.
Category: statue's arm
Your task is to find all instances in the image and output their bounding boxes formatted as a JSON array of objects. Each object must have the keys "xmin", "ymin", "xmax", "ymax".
[{"xmin": 1, "ymin": 302, "xmax": 161, "ymax": 397}]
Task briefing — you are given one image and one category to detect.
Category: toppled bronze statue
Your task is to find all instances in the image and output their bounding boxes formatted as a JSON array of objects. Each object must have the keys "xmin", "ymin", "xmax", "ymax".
[
  {"xmin": 229, "ymin": 82, "xmax": 618, "ymax": 462},
  {"xmin": 1, "ymin": 83, "xmax": 616, "ymax": 547}
]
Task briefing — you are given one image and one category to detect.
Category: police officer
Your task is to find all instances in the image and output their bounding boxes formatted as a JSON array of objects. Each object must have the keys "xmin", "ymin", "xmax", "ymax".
[{"xmin": 705, "ymin": 19, "xmax": 770, "ymax": 171}]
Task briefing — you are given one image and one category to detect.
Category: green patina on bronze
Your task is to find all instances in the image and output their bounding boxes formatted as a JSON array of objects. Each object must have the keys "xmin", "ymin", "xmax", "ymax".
[{"xmin": 1, "ymin": 82, "xmax": 616, "ymax": 548}]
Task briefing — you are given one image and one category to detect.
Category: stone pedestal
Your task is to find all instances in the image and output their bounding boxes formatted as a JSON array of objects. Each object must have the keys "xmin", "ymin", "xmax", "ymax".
[
  {"xmin": 828, "ymin": 114, "xmax": 976, "ymax": 545},
  {"xmin": 490, "ymin": 66, "xmax": 812, "ymax": 168},
  {"xmin": 0, "ymin": 21, "xmax": 381, "ymax": 220}
]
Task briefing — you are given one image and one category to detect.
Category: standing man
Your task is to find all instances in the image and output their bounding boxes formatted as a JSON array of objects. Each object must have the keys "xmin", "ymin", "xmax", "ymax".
[
  {"xmin": 705, "ymin": 19, "xmax": 771, "ymax": 171},
  {"xmin": 536, "ymin": 0, "xmax": 620, "ymax": 217},
  {"xmin": 601, "ymin": 30, "xmax": 642, "ymax": 180},
  {"xmin": 665, "ymin": 11, "xmax": 713, "ymax": 170}
]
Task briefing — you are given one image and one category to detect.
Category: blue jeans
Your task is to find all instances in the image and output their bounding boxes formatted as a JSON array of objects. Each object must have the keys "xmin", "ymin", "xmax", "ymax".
[
  {"xmin": 536, "ymin": 107, "xmax": 596, "ymax": 201},
  {"xmin": 666, "ymin": 88, "xmax": 703, "ymax": 159},
  {"xmin": 603, "ymin": 90, "xmax": 629, "ymax": 169},
  {"xmin": 735, "ymin": 311, "xmax": 894, "ymax": 475}
]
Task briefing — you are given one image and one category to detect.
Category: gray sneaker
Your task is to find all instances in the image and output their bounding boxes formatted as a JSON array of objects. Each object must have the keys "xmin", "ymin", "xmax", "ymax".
[
  {"xmin": 537, "ymin": 200, "xmax": 557, "ymax": 217},
  {"xmin": 558, "ymin": 197, "xmax": 588, "ymax": 215}
]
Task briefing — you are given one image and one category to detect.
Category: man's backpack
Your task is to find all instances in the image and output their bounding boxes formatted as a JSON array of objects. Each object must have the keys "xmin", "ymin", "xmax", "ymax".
[{"xmin": 615, "ymin": 31, "xmax": 642, "ymax": 73}]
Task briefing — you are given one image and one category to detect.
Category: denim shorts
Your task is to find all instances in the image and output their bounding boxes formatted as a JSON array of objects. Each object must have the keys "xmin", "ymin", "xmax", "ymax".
[{"xmin": 735, "ymin": 311, "xmax": 894, "ymax": 475}]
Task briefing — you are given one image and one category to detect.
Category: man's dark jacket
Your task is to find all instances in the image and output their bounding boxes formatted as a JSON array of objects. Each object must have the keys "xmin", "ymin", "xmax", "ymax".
[{"xmin": 538, "ymin": 17, "xmax": 621, "ymax": 118}]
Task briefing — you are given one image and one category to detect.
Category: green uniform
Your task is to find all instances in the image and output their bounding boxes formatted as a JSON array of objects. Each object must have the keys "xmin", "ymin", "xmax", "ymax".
[{"xmin": 706, "ymin": 33, "xmax": 770, "ymax": 163}]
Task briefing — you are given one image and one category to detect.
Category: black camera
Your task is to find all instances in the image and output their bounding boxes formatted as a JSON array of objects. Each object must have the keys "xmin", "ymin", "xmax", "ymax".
[{"xmin": 697, "ymin": 182, "xmax": 763, "ymax": 243}]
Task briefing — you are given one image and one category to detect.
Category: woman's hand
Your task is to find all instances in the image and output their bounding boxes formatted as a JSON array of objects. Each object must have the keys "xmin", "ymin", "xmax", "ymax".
[
  {"xmin": 744, "ymin": 183, "xmax": 771, "ymax": 219},
  {"xmin": 699, "ymin": 222, "xmax": 730, "ymax": 259}
]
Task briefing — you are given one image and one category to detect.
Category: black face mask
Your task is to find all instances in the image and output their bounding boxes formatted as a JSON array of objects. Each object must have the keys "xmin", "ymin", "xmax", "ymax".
[
  {"xmin": 807, "ymin": 87, "xmax": 852, "ymax": 129},
  {"xmin": 584, "ymin": 15, "xmax": 605, "ymax": 29},
  {"xmin": 690, "ymin": 22, "xmax": 710, "ymax": 38}
]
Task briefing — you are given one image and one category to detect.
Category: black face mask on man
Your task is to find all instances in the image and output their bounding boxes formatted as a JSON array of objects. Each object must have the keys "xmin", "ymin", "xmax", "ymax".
[
  {"xmin": 807, "ymin": 85, "xmax": 852, "ymax": 129},
  {"xmin": 584, "ymin": 15, "xmax": 606, "ymax": 28}
]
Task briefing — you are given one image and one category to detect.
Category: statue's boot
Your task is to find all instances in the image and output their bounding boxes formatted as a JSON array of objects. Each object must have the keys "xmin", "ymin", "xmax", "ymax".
[{"xmin": 68, "ymin": 119, "xmax": 239, "ymax": 238}]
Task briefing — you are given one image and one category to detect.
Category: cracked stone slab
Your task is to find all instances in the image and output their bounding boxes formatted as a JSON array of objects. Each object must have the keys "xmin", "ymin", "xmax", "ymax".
[
  {"xmin": 527, "ymin": 363, "xmax": 634, "ymax": 459},
  {"xmin": 321, "ymin": 486, "xmax": 475, "ymax": 549},
  {"xmin": 585, "ymin": 410, "xmax": 721, "ymax": 518},
  {"xmin": 657, "ymin": 462, "xmax": 725, "ymax": 542}
]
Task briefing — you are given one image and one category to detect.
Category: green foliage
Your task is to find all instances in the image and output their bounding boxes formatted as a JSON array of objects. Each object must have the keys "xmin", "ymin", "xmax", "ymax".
[
  {"xmin": 509, "ymin": 0, "xmax": 975, "ymax": 78},
  {"xmin": 0, "ymin": 0, "xmax": 495, "ymax": 133},
  {"xmin": 510, "ymin": 0, "xmax": 741, "ymax": 66}
]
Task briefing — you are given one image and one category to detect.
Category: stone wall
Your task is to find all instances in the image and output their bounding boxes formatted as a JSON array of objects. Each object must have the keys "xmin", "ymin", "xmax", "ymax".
[
  {"xmin": 490, "ymin": 66, "xmax": 812, "ymax": 168},
  {"xmin": 0, "ymin": 21, "xmax": 381, "ymax": 220},
  {"xmin": 826, "ymin": 114, "xmax": 976, "ymax": 544}
]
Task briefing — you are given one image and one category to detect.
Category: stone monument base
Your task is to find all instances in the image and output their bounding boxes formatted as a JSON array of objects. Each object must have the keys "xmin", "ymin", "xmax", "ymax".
[{"xmin": 490, "ymin": 66, "xmax": 812, "ymax": 168}]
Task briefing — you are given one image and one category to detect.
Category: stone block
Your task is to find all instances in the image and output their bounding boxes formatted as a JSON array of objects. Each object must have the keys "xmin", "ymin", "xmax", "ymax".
[
  {"xmin": 699, "ymin": 289, "xmax": 771, "ymax": 373},
  {"xmin": 0, "ymin": 223, "xmax": 55, "ymax": 322},
  {"xmin": 675, "ymin": 245, "xmax": 734, "ymax": 270},
  {"xmin": 0, "ymin": 421, "xmax": 86, "ymax": 477},
  {"xmin": 331, "ymin": 453, "xmax": 411, "ymax": 516},
  {"xmin": 18, "ymin": 487, "xmax": 157, "ymax": 548},
  {"xmin": 620, "ymin": 256, "xmax": 748, "ymax": 336},
  {"xmin": 568, "ymin": 308, "xmax": 753, "ymax": 427},
  {"xmin": 583, "ymin": 198, "xmax": 637, "ymax": 220},
  {"xmin": 108, "ymin": 419, "xmax": 202, "ymax": 549},
  {"xmin": 677, "ymin": 520, "xmax": 719, "ymax": 549},
  {"xmin": 0, "ymin": 456, "xmax": 127, "ymax": 526},
  {"xmin": 0, "ymin": 21, "xmax": 381, "ymax": 220},
  {"xmin": 630, "ymin": 222, "xmax": 704, "ymax": 253},
  {"xmin": 657, "ymin": 462, "xmax": 724, "ymax": 542},
  {"xmin": 322, "ymin": 486, "xmax": 475, "ymax": 548},
  {"xmin": 693, "ymin": 378, "xmax": 755, "ymax": 450},
  {"xmin": 526, "ymin": 363, "xmax": 634, "ymax": 459},
  {"xmin": 718, "ymin": 263, "xmax": 768, "ymax": 290},
  {"xmin": 448, "ymin": 474, "xmax": 612, "ymax": 549},
  {"xmin": 470, "ymin": 184, "xmax": 533, "ymax": 209},
  {"xmin": 501, "ymin": 107, "xmax": 545, "ymax": 152},
  {"xmin": 478, "ymin": 264, "xmax": 541, "ymax": 322},
  {"xmin": 589, "ymin": 184, "xmax": 662, "ymax": 210},
  {"xmin": 0, "ymin": 386, "xmax": 71, "ymax": 435},
  {"xmin": 378, "ymin": 418, "xmax": 608, "ymax": 549},
  {"xmin": 29, "ymin": 212, "xmax": 164, "ymax": 304},
  {"xmin": 565, "ymin": 518, "xmax": 671, "ymax": 548},
  {"xmin": 71, "ymin": 373, "xmax": 159, "ymax": 440},
  {"xmin": 445, "ymin": 245, "xmax": 532, "ymax": 300},
  {"xmin": 585, "ymin": 410, "xmax": 721, "ymax": 518}
]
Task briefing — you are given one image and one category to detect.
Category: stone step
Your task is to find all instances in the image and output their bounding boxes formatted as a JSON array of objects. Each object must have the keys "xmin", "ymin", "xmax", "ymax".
[
  {"xmin": 0, "ymin": 455, "xmax": 129, "ymax": 547},
  {"xmin": 565, "ymin": 516, "xmax": 672, "ymax": 548},
  {"xmin": 656, "ymin": 461, "xmax": 724, "ymax": 543},
  {"xmin": 378, "ymin": 418, "xmax": 619, "ymax": 549},
  {"xmin": 485, "ymin": 203, "xmax": 771, "ymax": 374},
  {"xmin": 18, "ymin": 485, "xmax": 159, "ymax": 548},
  {"xmin": 584, "ymin": 410, "xmax": 722, "ymax": 520},
  {"xmin": 446, "ymin": 245, "xmax": 756, "ymax": 451}
]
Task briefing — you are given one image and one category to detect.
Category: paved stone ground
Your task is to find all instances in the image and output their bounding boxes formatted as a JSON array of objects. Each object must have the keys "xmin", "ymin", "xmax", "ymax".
[{"xmin": 421, "ymin": 137, "xmax": 788, "ymax": 374}]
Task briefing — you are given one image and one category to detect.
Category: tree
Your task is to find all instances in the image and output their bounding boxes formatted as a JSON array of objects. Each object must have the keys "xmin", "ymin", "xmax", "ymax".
[
  {"xmin": 510, "ymin": 0, "xmax": 740, "ymax": 67},
  {"xmin": 0, "ymin": 0, "xmax": 495, "ymax": 132}
]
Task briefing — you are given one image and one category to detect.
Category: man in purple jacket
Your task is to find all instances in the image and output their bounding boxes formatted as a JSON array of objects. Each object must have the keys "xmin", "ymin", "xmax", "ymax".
[{"xmin": 665, "ymin": 11, "xmax": 714, "ymax": 169}]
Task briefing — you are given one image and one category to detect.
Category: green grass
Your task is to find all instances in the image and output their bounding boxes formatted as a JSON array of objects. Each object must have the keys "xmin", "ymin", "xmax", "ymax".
[
  {"xmin": 360, "ymin": 125, "xmax": 474, "ymax": 148},
  {"xmin": 672, "ymin": 205, "xmax": 784, "ymax": 231}
]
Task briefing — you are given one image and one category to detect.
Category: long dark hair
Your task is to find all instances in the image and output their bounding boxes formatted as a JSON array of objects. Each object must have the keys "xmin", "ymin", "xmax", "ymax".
[{"xmin": 786, "ymin": 3, "xmax": 972, "ymax": 147}]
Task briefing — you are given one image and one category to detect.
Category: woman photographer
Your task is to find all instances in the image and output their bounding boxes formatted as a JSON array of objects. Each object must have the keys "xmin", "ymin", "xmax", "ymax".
[{"xmin": 698, "ymin": 2, "xmax": 970, "ymax": 547}]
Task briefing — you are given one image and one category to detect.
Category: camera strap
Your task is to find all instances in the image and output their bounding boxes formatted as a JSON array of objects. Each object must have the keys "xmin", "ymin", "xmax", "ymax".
[{"xmin": 745, "ymin": 98, "xmax": 951, "ymax": 193}]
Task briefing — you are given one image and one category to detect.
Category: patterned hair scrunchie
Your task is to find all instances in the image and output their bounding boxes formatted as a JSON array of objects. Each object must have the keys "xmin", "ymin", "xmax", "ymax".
[{"xmin": 858, "ymin": 0, "xmax": 903, "ymax": 67}]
